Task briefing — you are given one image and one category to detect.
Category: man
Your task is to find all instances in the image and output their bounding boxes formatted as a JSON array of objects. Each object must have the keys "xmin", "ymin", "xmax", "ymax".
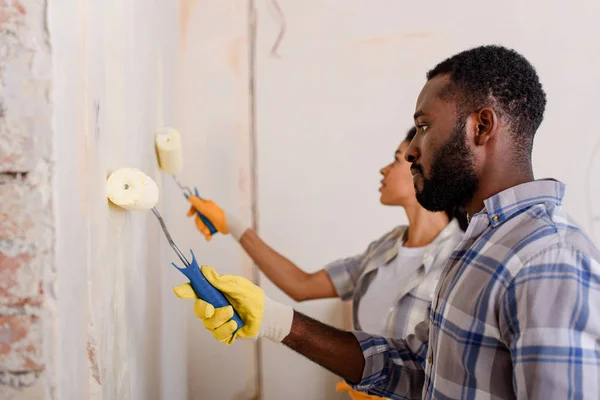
[{"xmin": 174, "ymin": 45, "xmax": 600, "ymax": 399}]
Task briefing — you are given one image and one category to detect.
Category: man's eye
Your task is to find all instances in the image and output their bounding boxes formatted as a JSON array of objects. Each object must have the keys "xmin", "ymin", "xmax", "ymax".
[{"xmin": 419, "ymin": 125, "xmax": 429, "ymax": 134}]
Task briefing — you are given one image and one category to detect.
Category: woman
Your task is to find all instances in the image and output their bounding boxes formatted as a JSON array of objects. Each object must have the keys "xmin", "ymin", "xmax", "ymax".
[{"xmin": 187, "ymin": 127, "xmax": 467, "ymax": 399}]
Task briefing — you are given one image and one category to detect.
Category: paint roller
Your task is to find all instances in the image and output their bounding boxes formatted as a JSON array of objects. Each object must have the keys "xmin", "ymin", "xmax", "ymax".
[
  {"xmin": 106, "ymin": 167, "xmax": 245, "ymax": 332},
  {"xmin": 154, "ymin": 127, "xmax": 218, "ymax": 235}
]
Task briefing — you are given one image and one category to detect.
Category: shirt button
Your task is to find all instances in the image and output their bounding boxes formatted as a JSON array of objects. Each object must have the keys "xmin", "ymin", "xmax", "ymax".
[
  {"xmin": 428, "ymin": 354, "xmax": 433, "ymax": 364},
  {"xmin": 492, "ymin": 215, "xmax": 499, "ymax": 223}
]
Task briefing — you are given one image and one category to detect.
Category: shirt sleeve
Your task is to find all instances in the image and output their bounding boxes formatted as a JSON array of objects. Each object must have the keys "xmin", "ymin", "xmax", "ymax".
[
  {"xmin": 500, "ymin": 245, "xmax": 600, "ymax": 399},
  {"xmin": 349, "ymin": 318, "xmax": 430, "ymax": 399},
  {"xmin": 324, "ymin": 229, "xmax": 400, "ymax": 300},
  {"xmin": 324, "ymin": 252, "xmax": 366, "ymax": 300}
]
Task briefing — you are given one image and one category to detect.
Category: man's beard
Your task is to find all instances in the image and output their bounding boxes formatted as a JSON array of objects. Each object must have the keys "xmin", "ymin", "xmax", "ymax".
[{"xmin": 414, "ymin": 119, "xmax": 479, "ymax": 212}]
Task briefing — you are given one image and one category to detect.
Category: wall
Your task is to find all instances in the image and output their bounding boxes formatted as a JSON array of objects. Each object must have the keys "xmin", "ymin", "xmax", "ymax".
[
  {"xmin": 49, "ymin": 0, "xmax": 256, "ymax": 399},
  {"xmin": 0, "ymin": 0, "xmax": 52, "ymax": 398},
  {"xmin": 50, "ymin": 0, "xmax": 175, "ymax": 398},
  {"xmin": 174, "ymin": 1, "xmax": 259, "ymax": 399},
  {"xmin": 2, "ymin": 0, "xmax": 599, "ymax": 399},
  {"xmin": 254, "ymin": 1, "xmax": 600, "ymax": 398},
  {"xmin": 0, "ymin": 0, "xmax": 258, "ymax": 398}
]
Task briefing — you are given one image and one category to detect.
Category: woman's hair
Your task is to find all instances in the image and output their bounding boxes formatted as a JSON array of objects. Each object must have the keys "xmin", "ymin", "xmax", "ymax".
[{"xmin": 403, "ymin": 127, "xmax": 469, "ymax": 231}]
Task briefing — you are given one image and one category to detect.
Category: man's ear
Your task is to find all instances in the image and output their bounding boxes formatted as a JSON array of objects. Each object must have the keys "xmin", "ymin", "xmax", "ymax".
[{"xmin": 473, "ymin": 108, "xmax": 498, "ymax": 146}]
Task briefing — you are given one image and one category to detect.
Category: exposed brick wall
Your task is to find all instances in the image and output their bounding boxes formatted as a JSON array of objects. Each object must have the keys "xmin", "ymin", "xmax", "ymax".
[
  {"xmin": 0, "ymin": 315, "xmax": 43, "ymax": 372},
  {"xmin": 0, "ymin": 0, "xmax": 53, "ymax": 398}
]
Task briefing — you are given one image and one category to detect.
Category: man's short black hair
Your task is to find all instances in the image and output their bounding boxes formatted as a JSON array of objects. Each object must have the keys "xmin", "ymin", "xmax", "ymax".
[{"xmin": 427, "ymin": 45, "xmax": 547, "ymax": 157}]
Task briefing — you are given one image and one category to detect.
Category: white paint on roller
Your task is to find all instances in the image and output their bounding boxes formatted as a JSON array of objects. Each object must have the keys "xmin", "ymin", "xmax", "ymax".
[
  {"xmin": 106, "ymin": 168, "xmax": 159, "ymax": 211},
  {"xmin": 155, "ymin": 128, "xmax": 184, "ymax": 175}
]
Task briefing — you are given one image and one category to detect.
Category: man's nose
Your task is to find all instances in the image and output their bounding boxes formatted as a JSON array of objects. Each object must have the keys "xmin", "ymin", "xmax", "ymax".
[{"xmin": 405, "ymin": 141, "xmax": 419, "ymax": 163}]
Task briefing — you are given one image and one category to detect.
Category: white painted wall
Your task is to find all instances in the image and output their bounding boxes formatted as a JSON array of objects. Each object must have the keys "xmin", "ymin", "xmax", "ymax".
[
  {"xmin": 174, "ymin": 1, "xmax": 259, "ymax": 399},
  {"xmin": 50, "ymin": 0, "xmax": 256, "ymax": 398},
  {"xmin": 51, "ymin": 1, "xmax": 176, "ymax": 397},
  {"xmin": 254, "ymin": 1, "xmax": 600, "ymax": 398}
]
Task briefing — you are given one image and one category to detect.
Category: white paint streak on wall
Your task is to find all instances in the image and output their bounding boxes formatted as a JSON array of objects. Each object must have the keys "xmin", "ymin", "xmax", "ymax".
[
  {"xmin": 50, "ymin": 0, "xmax": 255, "ymax": 398},
  {"xmin": 173, "ymin": 0, "xmax": 258, "ymax": 398},
  {"xmin": 50, "ymin": 0, "xmax": 179, "ymax": 398}
]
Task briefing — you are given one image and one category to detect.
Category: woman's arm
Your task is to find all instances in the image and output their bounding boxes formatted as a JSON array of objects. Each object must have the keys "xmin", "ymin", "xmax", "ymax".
[
  {"xmin": 239, "ymin": 229, "xmax": 338, "ymax": 301},
  {"xmin": 186, "ymin": 197, "xmax": 341, "ymax": 302}
]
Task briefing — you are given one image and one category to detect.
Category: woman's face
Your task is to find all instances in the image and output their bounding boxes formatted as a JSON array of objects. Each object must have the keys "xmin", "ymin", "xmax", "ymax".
[{"xmin": 379, "ymin": 140, "xmax": 417, "ymax": 206}]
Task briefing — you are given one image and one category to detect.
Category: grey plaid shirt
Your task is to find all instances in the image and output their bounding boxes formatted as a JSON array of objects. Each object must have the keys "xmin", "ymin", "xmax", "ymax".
[
  {"xmin": 325, "ymin": 219, "xmax": 464, "ymax": 338},
  {"xmin": 350, "ymin": 180, "xmax": 600, "ymax": 399}
]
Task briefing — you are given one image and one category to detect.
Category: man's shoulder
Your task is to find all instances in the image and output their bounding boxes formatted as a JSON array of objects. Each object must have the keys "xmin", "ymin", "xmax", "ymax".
[{"xmin": 487, "ymin": 203, "xmax": 600, "ymax": 273}]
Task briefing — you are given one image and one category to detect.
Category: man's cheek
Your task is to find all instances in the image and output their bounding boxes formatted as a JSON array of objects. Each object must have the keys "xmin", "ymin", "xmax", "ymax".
[
  {"xmin": 413, "ymin": 174, "xmax": 424, "ymax": 191},
  {"xmin": 421, "ymin": 162, "xmax": 433, "ymax": 180}
]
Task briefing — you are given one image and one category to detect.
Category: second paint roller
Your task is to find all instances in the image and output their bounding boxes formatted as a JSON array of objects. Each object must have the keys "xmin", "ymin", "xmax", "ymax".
[
  {"xmin": 154, "ymin": 127, "xmax": 217, "ymax": 235},
  {"xmin": 106, "ymin": 167, "xmax": 244, "ymax": 332}
]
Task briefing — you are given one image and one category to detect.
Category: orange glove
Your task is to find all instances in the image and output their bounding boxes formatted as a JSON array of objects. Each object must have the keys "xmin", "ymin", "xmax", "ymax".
[
  {"xmin": 187, "ymin": 196, "xmax": 248, "ymax": 241},
  {"xmin": 336, "ymin": 381, "xmax": 385, "ymax": 400}
]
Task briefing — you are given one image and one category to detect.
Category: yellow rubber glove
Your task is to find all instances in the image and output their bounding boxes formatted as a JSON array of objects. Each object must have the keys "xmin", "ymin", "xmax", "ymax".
[
  {"xmin": 336, "ymin": 381, "xmax": 385, "ymax": 400},
  {"xmin": 173, "ymin": 265, "xmax": 294, "ymax": 345},
  {"xmin": 187, "ymin": 196, "xmax": 248, "ymax": 241}
]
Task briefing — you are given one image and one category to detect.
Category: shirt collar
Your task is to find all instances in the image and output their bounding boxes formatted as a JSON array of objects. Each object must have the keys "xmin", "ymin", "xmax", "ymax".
[
  {"xmin": 479, "ymin": 179, "xmax": 566, "ymax": 227},
  {"xmin": 423, "ymin": 218, "xmax": 462, "ymax": 274},
  {"xmin": 387, "ymin": 218, "xmax": 461, "ymax": 275}
]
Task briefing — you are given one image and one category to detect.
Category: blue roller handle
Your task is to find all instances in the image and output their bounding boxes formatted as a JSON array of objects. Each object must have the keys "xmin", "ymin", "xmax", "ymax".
[
  {"xmin": 184, "ymin": 188, "xmax": 217, "ymax": 235},
  {"xmin": 173, "ymin": 250, "xmax": 245, "ymax": 332}
]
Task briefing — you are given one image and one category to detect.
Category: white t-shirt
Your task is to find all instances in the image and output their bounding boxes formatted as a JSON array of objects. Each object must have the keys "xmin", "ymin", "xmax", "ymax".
[{"xmin": 357, "ymin": 244, "xmax": 427, "ymax": 337}]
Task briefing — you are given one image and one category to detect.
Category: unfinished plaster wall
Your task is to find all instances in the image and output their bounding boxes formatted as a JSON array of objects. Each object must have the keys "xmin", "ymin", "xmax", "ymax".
[
  {"xmin": 49, "ymin": 0, "xmax": 256, "ymax": 399},
  {"xmin": 174, "ymin": 1, "xmax": 259, "ymax": 399},
  {"xmin": 0, "ymin": 0, "xmax": 255, "ymax": 398},
  {"xmin": 254, "ymin": 1, "xmax": 600, "ymax": 398},
  {"xmin": 0, "ymin": 0, "xmax": 52, "ymax": 398},
  {"xmin": 50, "ymin": 0, "xmax": 175, "ymax": 398}
]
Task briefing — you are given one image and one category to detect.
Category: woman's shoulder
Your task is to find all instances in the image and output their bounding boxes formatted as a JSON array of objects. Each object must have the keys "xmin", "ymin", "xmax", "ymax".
[
  {"xmin": 363, "ymin": 225, "xmax": 408, "ymax": 252},
  {"xmin": 382, "ymin": 224, "xmax": 409, "ymax": 241}
]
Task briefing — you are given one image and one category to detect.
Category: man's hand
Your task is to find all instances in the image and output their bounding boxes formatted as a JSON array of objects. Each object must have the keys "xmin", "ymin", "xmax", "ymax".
[
  {"xmin": 173, "ymin": 266, "xmax": 293, "ymax": 345},
  {"xmin": 187, "ymin": 196, "xmax": 249, "ymax": 241},
  {"xmin": 175, "ymin": 267, "xmax": 367, "ymax": 387}
]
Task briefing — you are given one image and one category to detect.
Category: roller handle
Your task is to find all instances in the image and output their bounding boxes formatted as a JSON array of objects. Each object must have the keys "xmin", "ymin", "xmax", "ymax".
[
  {"xmin": 173, "ymin": 250, "xmax": 245, "ymax": 332},
  {"xmin": 184, "ymin": 188, "xmax": 218, "ymax": 235},
  {"xmin": 198, "ymin": 213, "xmax": 218, "ymax": 235}
]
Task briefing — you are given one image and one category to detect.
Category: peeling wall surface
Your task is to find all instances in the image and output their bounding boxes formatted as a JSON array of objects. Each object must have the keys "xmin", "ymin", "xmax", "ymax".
[{"xmin": 0, "ymin": 0, "xmax": 52, "ymax": 398}]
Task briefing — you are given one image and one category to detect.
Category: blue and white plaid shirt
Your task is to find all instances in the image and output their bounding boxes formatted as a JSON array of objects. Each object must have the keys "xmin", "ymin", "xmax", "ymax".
[{"xmin": 351, "ymin": 179, "xmax": 600, "ymax": 399}]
